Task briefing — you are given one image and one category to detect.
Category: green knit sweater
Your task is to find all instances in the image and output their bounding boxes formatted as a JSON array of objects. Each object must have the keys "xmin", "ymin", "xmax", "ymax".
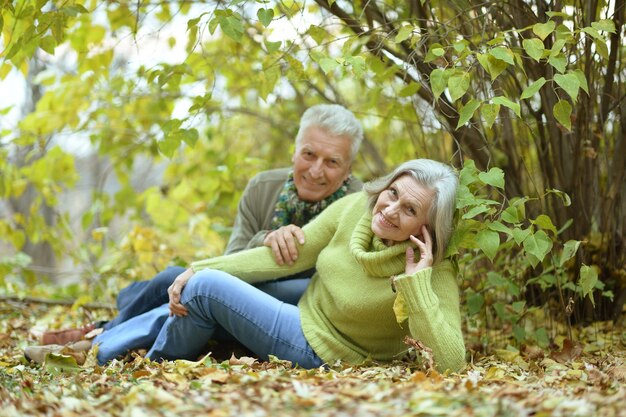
[{"xmin": 191, "ymin": 192, "xmax": 466, "ymax": 372}]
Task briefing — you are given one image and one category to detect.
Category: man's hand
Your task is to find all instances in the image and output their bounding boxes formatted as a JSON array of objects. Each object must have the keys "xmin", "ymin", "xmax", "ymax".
[
  {"xmin": 263, "ymin": 225, "xmax": 305, "ymax": 265},
  {"xmin": 168, "ymin": 267, "xmax": 194, "ymax": 317},
  {"xmin": 405, "ymin": 225, "xmax": 434, "ymax": 275}
]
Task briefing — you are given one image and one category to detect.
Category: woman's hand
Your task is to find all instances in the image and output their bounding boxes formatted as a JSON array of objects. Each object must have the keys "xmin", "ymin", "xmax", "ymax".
[
  {"xmin": 405, "ymin": 225, "xmax": 434, "ymax": 275},
  {"xmin": 168, "ymin": 267, "xmax": 194, "ymax": 317},
  {"xmin": 263, "ymin": 224, "xmax": 305, "ymax": 266}
]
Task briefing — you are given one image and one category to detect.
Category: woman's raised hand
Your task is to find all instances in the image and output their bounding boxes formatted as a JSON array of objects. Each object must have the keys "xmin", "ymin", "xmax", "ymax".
[
  {"xmin": 405, "ymin": 225, "xmax": 434, "ymax": 275},
  {"xmin": 168, "ymin": 267, "xmax": 194, "ymax": 317}
]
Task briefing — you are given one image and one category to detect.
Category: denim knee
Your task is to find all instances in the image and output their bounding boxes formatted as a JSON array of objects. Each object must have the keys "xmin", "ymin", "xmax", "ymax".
[
  {"xmin": 153, "ymin": 266, "xmax": 186, "ymax": 288},
  {"xmin": 181, "ymin": 269, "xmax": 234, "ymax": 303}
]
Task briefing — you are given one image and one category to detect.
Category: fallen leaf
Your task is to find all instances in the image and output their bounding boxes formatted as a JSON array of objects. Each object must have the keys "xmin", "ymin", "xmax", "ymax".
[
  {"xmin": 229, "ymin": 354, "xmax": 257, "ymax": 367},
  {"xmin": 45, "ymin": 353, "xmax": 82, "ymax": 371},
  {"xmin": 403, "ymin": 336, "xmax": 435, "ymax": 371},
  {"xmin": 608, "ymin": 364, "xmax": 626, "ymax": 382},
  {"xmin": 551, "ymin": 339, "xmax": 583, "ymax": 363}
]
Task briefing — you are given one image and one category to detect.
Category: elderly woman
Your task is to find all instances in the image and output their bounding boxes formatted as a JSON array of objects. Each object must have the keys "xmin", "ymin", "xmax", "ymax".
[
  {"xmin": 29, "ymin": 159, "xmax": 465, "ymax": 372},
  {"xmin": 134, "ymin": 159, "xmax": 464, "ymax": 371}
]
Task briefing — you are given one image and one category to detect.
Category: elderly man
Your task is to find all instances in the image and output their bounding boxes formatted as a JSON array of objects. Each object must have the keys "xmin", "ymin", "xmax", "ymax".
[{"xmin": 40, "ymin": 104, "xmax": 364, "ymax": 346}]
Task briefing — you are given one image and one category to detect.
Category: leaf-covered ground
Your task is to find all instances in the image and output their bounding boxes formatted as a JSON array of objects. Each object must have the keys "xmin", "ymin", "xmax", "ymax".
[{"xmin": 1, "ymin": 300, "xmax": 625, "ymax": 416}]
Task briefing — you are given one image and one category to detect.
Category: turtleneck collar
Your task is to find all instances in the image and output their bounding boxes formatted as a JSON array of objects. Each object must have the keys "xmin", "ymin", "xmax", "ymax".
[{"xmin": 349, "ymin": 210, "xmax": 410, "ymax": 277}]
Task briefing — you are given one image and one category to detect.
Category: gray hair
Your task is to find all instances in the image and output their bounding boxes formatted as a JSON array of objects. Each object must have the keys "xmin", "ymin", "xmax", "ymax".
[
  {"xmin": 295, "ymin": 104, "xmax": 364, "ymax": 161},
  {"xmin": 363, "ymin": 159, "xmax": 458, "ymax": 264}
]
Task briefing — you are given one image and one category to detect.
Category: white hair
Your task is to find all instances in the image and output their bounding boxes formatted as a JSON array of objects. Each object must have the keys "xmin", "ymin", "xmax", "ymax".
[
  {"xmin": 295, "ymin": 104, "xmax": 364, "ymax": 161},
  {"xmin": 364, "ymin": 159, "xmax": 459, "ymax": 263}
]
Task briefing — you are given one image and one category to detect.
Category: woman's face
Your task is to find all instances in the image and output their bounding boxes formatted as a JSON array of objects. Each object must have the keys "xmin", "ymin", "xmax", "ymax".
[{"xmin": 371, "ymin": 175, "xmax": 434, "ymax": 245}]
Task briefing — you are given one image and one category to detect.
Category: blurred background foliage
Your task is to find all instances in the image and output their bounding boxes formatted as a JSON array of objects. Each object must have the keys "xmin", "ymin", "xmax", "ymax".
[{"xmin": 1, "ymin": 0, "xmax": 624, "ymax": 352}]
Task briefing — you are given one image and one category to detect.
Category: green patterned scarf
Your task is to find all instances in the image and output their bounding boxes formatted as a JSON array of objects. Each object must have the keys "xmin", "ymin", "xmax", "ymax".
[{"xmin": 270, "ymin": 171, "xmax": 352, "ymax": 229}]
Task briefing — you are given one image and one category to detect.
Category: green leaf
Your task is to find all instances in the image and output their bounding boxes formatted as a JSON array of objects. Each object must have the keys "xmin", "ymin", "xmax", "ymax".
[
  {"xmin": 493, "ymin": 302, "xmax": 511, "ymax": 321},
  {"xmin": 425, "ymin": 43, "xmax": 446, "ymax": 62},
  {"xmin": 308, "ymin": 25, "xmax": 329, "ymax": 45},
  {"xmin": 60, "ymin": 4, "xmax": 88, "ymax": 17},
  {"xmin": 159, "ymin": 137, "xmax": 180, "ymax": 158},
  {"xmin": 487, "ymin": 271, "xmax": 508, "ymax": 287},
  {"xmin": 523, "ymin": 230, "xmax": 553, "ymax": 263},
  {"xmin": 489, "ymin": 47, "xmax": 514, "ymax": 65},
  {"xmin": 548, "ymin": 54, "xmax": 567, "ymax": 73},
  {"xmin": 162, "ymin": 119, "xmax": 182, "ymax": 134},
  {"xmin": 594, "ymin": 38, "xmax": 609, "ymax": 59},
  {"xmin": 459, "ymin": 160, "xmax": 479, "ymax": 186},
  {"xmin": 478, "ymin": 167, "xmax": 505, "ymax": 189},
  {"xmin": 181, "ymin": 128, "xmax": 199, "ymax": 147},
  {"xmin": 448, "ymin": 71, "xmax": 470, "ymax": 102},
  {"xmin": 521, "ymin": 77, "xmax": 547, "ymax": 100},
  {"xmin": 513, "ymin": 324, "xmax": 525, "ymax": 342},
  {"xmin": 582, "ymin": 26, "xmax": 601, "ymax": 39},
  {"xmin": 553, "ymin": 99, "xmax": 572, "ymax": 131},
  {"xmin": 477, "ymin": 53, "xmax": 507, "ymax": 80},
  {"xmin": 549, "ymin": 39, "xmax": 566, "ymax": 57},
  {"xmin": 555, "ymin": 24, "xmax": 574, "ymax": 41},
  {"xmin": 456, "ymin": 99, "xmax": 481, "ymax": 129},
  {"xmin": 399, "ymin": 82, "xmax": 420, "ymax": 97},
  {"xmin": 430, "ymin": 68, "xmax": 447, "ymax": 100},
  {"xmin": 554, "ymin": 73, "xmax": 580, "ymax": 102},
  {"xmin": 284, "ymin": 55, "xmax": 305, "ymax": 79},
  {"xmin": 395, "ymin": 26, "xmax": 413, "ymax": 43},
  {"xmin": 492, "ymin": 96, "xmax": 520, "ymax": 117},
  {"xmin": 545, "ymin": 11, "xmax": 569, "ymax": 18},
  {"xmin": 579, "ymin": 265, "xmax": 598, "ymax": 306},
  {"xmin": 39, "ymin": 36, "xmax": 56, "ymax": 55},
  {"xmin": 346, "ymin": 55, "xmax": 366, "ymax": 77},
  {"xmin": 487, "ymin": 221, "xmax": 513, "ymax": 236},
  {"xmin": 467, "ymin": 293, "xmax": 484, "ymax": 315},
  {"xmin": 559, "ymin": 240, "xmax": 581, "ymax": 267},
  {"xmin": 501, "ymin": 207, "xmax": 520, "ymax": 224},
  {"xmin": 319, "ymin": 57, "xmax": 339, "ymax": 74},
  {"xmin": 453, "ymin": 41, "xmax": 467, "ymax": 53},
  {"xmin": 187, "ymin": 16, "xmax": 202, "ymax": 29},
  {"xmin": 533, "ymin": 21, "xmax": 556, "ymax": 40},
  {"xmin": 511, "ymin": 301, "xmax": 526, "ymax": 314},
  {"xmin": 512, "ymin": 227, "xmax": 531, "ymax": 245},
  {"xmin": 462, "ymin": 205, "xmax": 490, "ymax": 219},
  {"xmin": 522, "ymin": 38, "xmax": 544, "ymax": 62},
  {"xmin": 531, "ymin": 214, "xmax": 557, "ymax": 236},
  {"xmin": 573, "ymin": 69, "xmax": 589, "ymax": 94},
  {"xmin": 546, "ymin": 188, "xmax": 572, "ymax": 207},
  {"xmin": 219, "ymin": 15, "xmax": 244, "ymax": 42},
  {"xmin": 476, "ymin": 229, "xmax": 500, "ymax": 261},
  {"xmin": 257, "ymin": 8, "xmax": 274, "ymax": 27},
  {"xmin": 481, "ymin": 103, "xmax": 499, "ymax": 128},
  {"xmin": 264, "ymin": 40, "xmax": 281, "ymax": 54},
  {"xmin": 591, "ymin": 19, "xmax": 616, "ymax": 33}
]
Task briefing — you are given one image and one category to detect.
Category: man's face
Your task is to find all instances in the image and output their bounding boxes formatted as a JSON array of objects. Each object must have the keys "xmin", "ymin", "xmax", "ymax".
[{"xmin": 292, "ymin": 125, "xmax": 353, "ymax": 202}]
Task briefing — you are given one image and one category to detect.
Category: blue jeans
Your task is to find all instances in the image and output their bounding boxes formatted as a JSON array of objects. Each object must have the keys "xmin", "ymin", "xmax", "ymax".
[
  {"xmin": 103, "ymin": 266, "xmax": 311, "ymax": 330},
  {"xmin": 95, "ymin": 269, "xmax": 323, "ymax": 368}
]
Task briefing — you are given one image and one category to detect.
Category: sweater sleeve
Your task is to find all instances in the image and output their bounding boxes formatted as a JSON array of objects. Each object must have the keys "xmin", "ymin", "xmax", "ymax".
[
  {"xmin": 393, "ymin": 261, "xmax": 466, "ymax": 373},
  {"xmin": 191, "ymin": 193, "xmax": 355, "ymax": 283},
  {"xmin": 224, "ymin": 175, "xmax": 269, "ymax": 255}
]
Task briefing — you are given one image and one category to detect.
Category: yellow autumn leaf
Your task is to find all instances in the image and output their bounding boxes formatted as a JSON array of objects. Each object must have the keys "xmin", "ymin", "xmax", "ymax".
[{"xmin": 393, "ymin": 292, "xmax": 408, "ymax": 325}]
